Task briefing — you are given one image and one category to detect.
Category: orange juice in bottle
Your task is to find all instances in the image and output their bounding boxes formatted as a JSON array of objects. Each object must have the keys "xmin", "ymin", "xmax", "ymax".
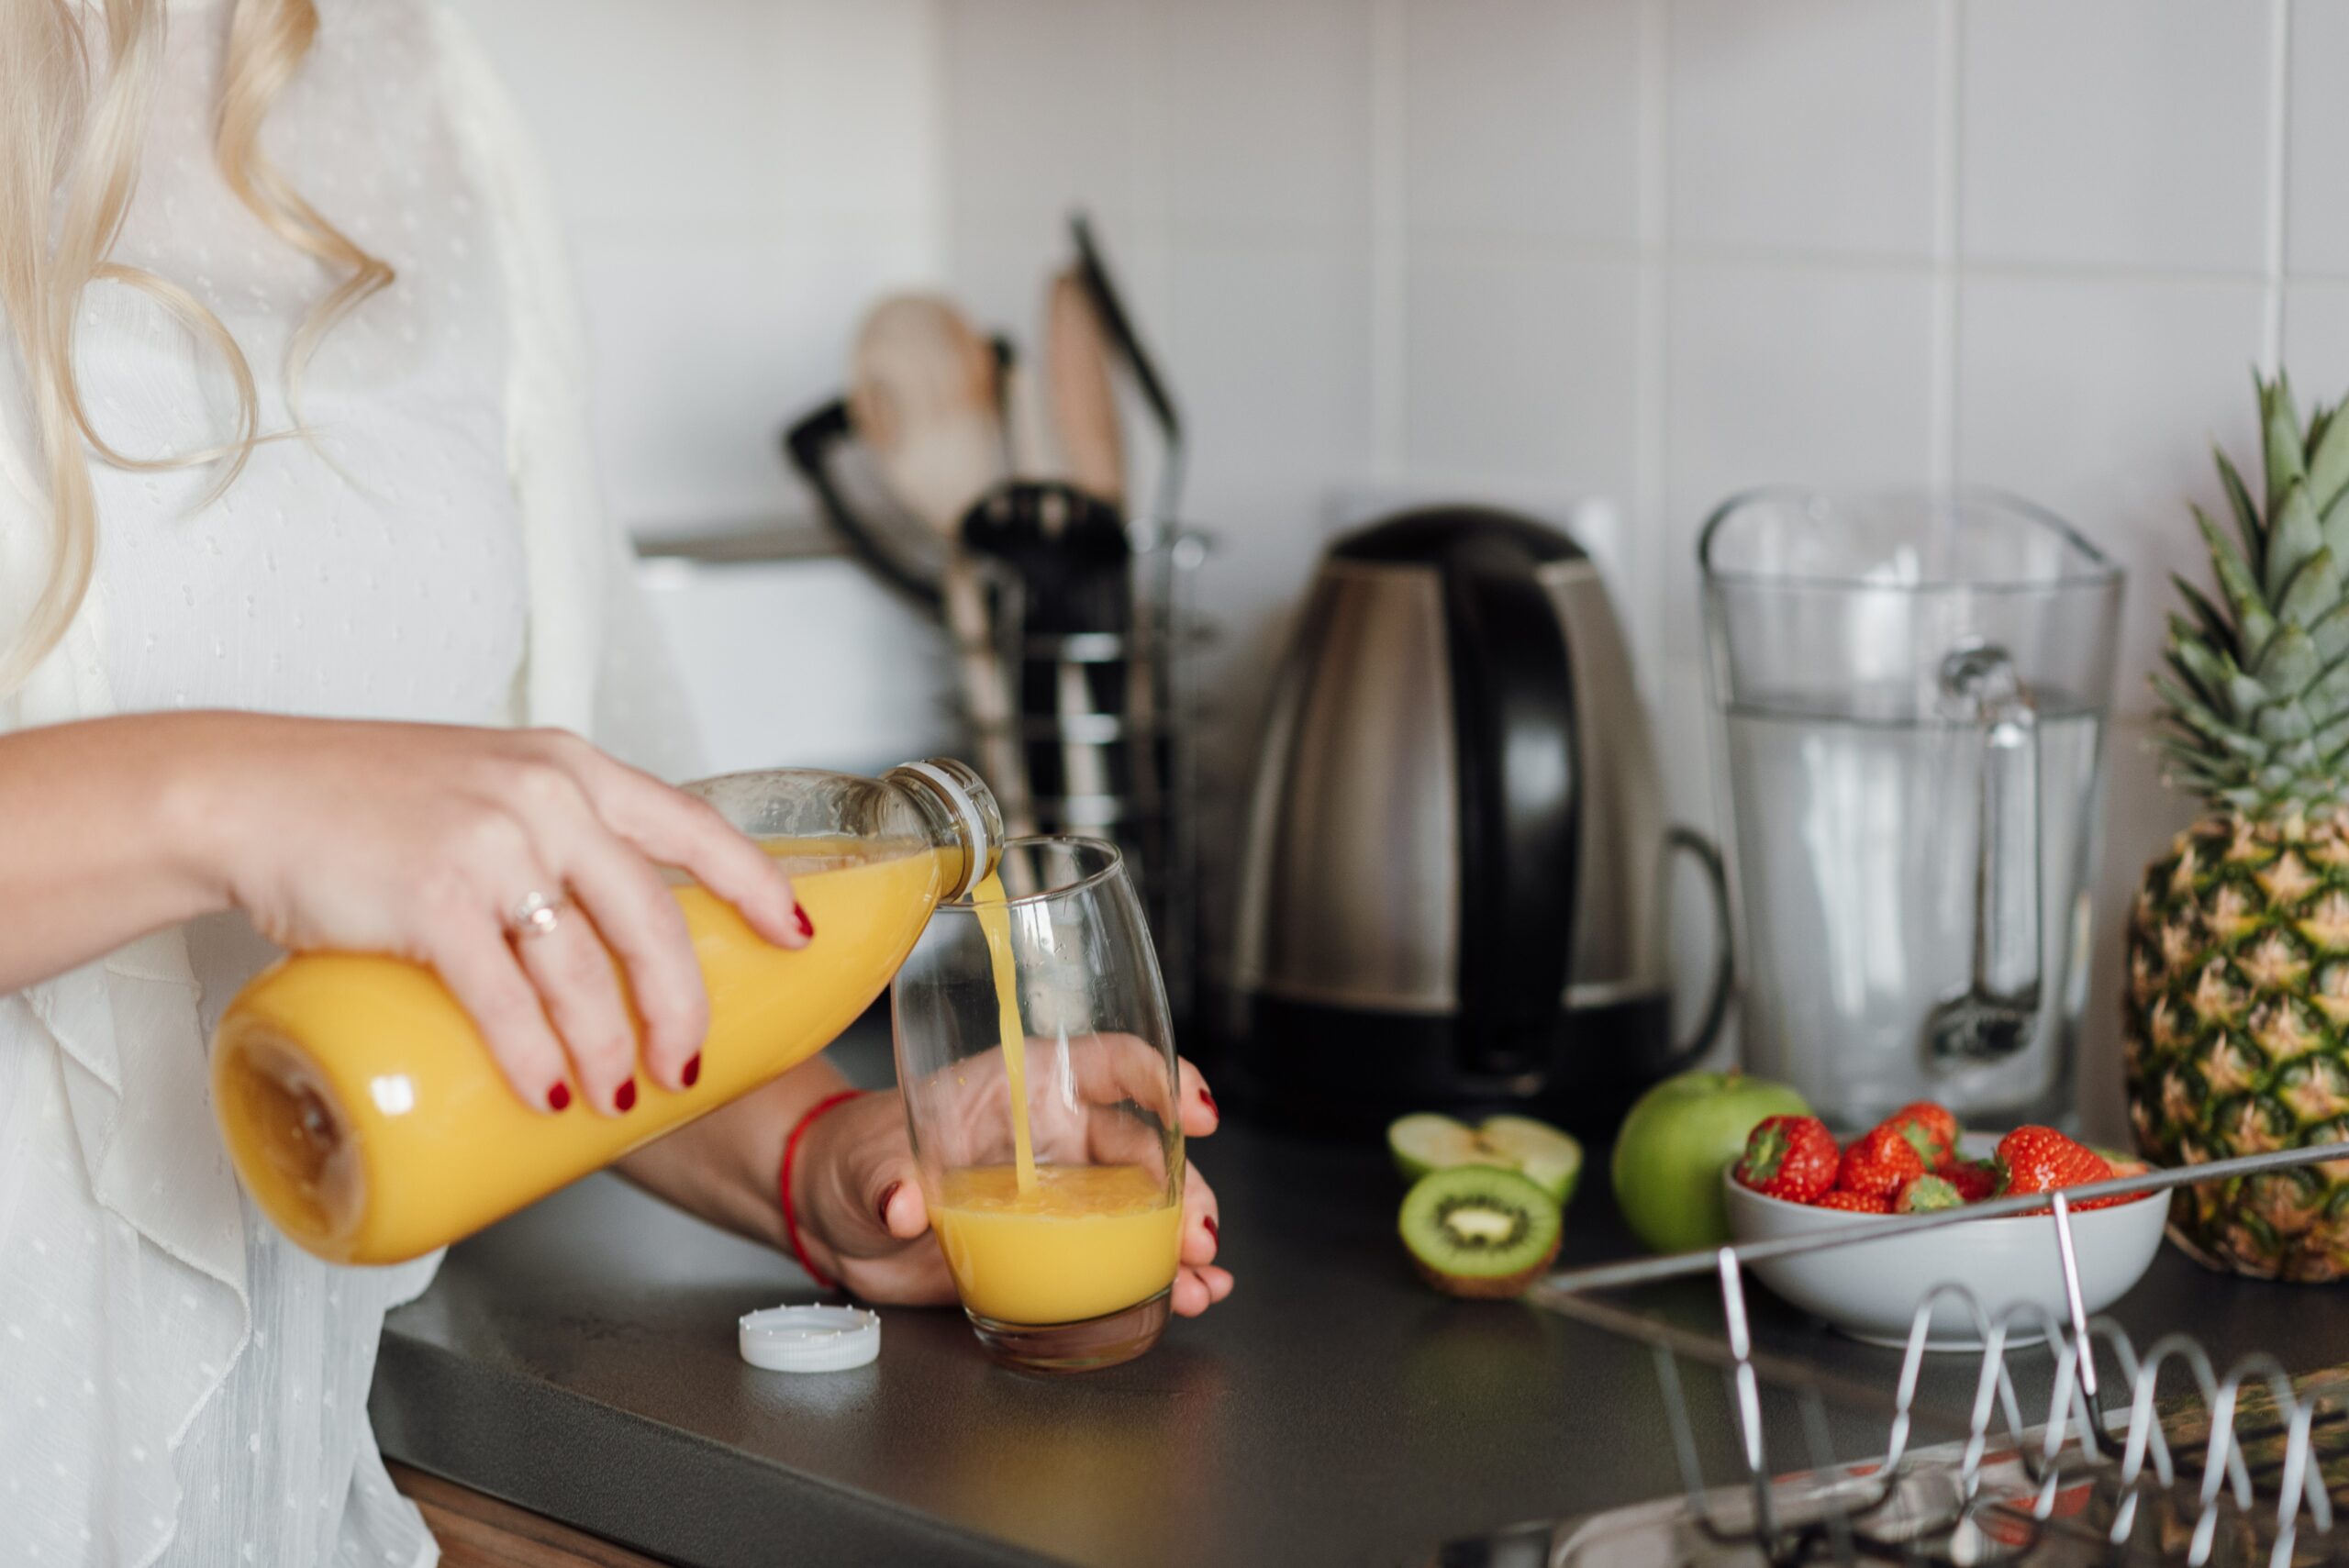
[{"xmin": 210, "ymin": 761, "xmax": 1002, "ymax": 1266}]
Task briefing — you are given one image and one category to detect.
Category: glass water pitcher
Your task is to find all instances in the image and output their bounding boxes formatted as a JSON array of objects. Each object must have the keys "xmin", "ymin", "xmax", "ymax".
[{"xmin": 1700, "ymin": 489, "xmax": 2124, "ymax": 1128}]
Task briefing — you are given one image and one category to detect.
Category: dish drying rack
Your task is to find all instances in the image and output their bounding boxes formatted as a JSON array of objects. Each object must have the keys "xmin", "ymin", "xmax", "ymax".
[{"xmin": 1494, "ymin": 1143, "xmax": 2349, "ymax": 1568}]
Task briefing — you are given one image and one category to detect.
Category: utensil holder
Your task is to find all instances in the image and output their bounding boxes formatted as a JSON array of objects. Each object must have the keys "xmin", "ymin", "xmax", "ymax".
[{"xmin": 960, "ymin": 522, "xmax": 1211, "ymax": 1028}]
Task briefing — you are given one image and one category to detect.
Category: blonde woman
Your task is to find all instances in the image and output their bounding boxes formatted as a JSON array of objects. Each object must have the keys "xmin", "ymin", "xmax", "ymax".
[{"xmin": 0, "ymin": 3, "xmax": 1232, "ymax": 1562}]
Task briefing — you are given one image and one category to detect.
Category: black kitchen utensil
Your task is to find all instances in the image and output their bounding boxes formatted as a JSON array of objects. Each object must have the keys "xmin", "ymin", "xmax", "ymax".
[
  {"xmin": 779, "ymin": 335, "xmax": 1019, "ymax": 612},
  {"xmin": 1070, "ymin": 212, "xmax": 1183, "ymax": 526},
  {"xmin": 960, "ymin": 480, "xmax": 1133, "ymax": 806}
]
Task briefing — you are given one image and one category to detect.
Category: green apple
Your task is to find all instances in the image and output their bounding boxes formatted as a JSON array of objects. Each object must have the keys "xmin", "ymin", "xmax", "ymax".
[{"xmin": 1611, "ymin": 1071, "xmax": 1809, "ymax": 1254}]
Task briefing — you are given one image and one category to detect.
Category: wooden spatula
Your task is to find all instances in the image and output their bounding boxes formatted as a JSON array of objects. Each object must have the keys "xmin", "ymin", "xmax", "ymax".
[
  {"xmin": 1044, "ymin": 270, "xmax": 1126, "ymax": 510},
  {"xmin": 847, "ymin": 295, "xmax": 1033, "ymax": 834}
]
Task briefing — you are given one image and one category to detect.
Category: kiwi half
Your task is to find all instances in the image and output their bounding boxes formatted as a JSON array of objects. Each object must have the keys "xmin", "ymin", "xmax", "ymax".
[{"xmin": 1398, "ymin": 1165, "xmax": 1563, "ymax": 1299}]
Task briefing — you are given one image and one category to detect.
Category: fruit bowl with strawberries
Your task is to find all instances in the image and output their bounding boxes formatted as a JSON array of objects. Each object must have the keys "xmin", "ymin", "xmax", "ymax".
[{"xmin": 1722, "ymin": 1107, "xmax": 2168, "ymax": 1350}]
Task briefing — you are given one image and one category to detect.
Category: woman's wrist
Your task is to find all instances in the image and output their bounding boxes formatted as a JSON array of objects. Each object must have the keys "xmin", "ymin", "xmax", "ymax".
[
  {"xmin": 781, "ymin": 1089, "xmax": 866, "ymax": 1289},
  {"xmin": 151, "ymin": 711, "xmax": 261, "ymax": 915}
]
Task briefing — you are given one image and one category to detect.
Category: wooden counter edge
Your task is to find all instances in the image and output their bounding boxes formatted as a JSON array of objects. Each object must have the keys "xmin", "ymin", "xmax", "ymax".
[{"xmin": 389, "ymin": 1462, "xmax": 673, "ymax": 1568}]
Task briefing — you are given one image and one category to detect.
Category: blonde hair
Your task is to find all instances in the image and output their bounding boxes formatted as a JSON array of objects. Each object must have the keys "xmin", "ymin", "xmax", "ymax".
[{"xmin": 0, "ymin": 0, "xmax": 391, "ymax": 691}]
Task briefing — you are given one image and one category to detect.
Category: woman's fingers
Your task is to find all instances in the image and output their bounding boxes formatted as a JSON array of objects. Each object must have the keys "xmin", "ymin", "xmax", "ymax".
[
  {"xmin": 424, "ymin": 918, "xmax": 572, "ymax": 1113},
  {"xmin": 1181, "ymin": 1162, "xmax": 1219, "ymax": 1268},
  {"xmin": 1176, "ymin": 1056, "xmax": 1219, "ymax": 1137},
  {"xmin": 562, "ymin": 742, "xmax": 806, "ymax": 950},
  {"xmin": 562, "ymin": 830, "xmax": 708, "ymax": 1092},
  {"xmin": 510, "ymin": 906, "xmax": 640, "ymax": 1115},
  {"xmin": 1171, "ymin": 1265, "xmax": 1232, "ymax": 1318}
]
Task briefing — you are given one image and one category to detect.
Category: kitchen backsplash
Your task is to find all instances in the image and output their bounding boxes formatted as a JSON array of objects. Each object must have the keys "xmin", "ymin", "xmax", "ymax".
[{"xmin": 461, "ymin": 0, "xmax": 2348, "ymax": 1138}]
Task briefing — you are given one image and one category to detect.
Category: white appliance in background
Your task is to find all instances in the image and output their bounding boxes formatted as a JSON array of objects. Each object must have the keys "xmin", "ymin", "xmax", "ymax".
[{"xmin": 635, "ymin": 537, "xmax": 955, "ymax": 779}]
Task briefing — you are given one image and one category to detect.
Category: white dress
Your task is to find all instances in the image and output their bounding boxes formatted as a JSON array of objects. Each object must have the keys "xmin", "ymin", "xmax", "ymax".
[{"xmin": 0, "ymin": 4, "xmax": 696, "ymax": 1565}]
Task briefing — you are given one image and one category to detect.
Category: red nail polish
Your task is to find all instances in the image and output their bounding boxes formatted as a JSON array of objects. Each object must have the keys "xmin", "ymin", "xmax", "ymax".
[
  {"xmin": 615, "ymin": 1080, "xmax": 637, "ymax": 1113},
  {"xmin": 1203, "ymin": 1214, "xmax": 1219, "ymax": 1242},
  {"xmin": 1200, "ymin": 1086, "xmax": 1219, "ymax": 1117},
  {"xmin": 681, "ymin": 1053, "xmax": 702, "ymax": 1088},
  {"xmin": 876, "ymin": 1180, "xmax": 902, "ymax": 1228},
  {"xmin": 795, "ymin": 904, "xmax": 815, "ymax": 940},
  {"xmin": 547, "ymin": 1082, "xmax": 571, "ymax": 1112}
]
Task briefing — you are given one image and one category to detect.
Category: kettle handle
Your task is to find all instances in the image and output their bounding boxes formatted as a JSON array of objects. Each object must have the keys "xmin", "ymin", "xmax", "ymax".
[
  {"xmin": 1658, "ymin": 826, "xmax": 1734, "ymax": 1071},
  {"xmin": 1441, "ymin": 531, "xmax": 1579, "ymax": 1080}
]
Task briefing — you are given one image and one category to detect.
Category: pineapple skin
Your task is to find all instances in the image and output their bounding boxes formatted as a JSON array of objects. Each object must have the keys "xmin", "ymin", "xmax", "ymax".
[{"xmin": 2124, "ymin": 811, "xmax": 2349, "ymax": 1281}]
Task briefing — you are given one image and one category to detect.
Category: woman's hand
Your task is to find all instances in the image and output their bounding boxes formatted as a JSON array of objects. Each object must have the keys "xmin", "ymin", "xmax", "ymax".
[
  {"xmin": 791, "ymin": 1055, "xmax": 1235, "ymax": 1318},
  {"xmin": 184, "ymin": 714, "xmax": 806, "ymax": 1115}
]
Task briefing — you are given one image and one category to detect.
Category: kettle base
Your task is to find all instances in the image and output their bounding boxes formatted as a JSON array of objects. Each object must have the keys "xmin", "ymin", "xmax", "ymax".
[{"xmin": 1218, "ymin": 991, "xmax": 1684, "ymax": 1141}]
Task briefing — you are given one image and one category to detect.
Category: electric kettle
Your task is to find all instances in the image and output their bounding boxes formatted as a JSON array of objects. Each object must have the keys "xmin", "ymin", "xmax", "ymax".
[{"xmin": 1223, "ymin": 506, "xmax": 1731, "ymax": 1135}]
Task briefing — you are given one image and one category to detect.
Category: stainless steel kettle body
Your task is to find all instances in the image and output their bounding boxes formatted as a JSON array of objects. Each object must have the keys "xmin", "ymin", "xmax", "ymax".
[{"xmin": 1225, "ymin": 506, "xmax": 1731, "ymax": 1133}]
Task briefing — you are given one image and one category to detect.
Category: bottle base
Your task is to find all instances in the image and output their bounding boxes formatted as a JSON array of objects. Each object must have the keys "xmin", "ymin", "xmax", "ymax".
[{"xmin": 964, "ymin": 1289, "xmax": 1170, "ymax": 1373}]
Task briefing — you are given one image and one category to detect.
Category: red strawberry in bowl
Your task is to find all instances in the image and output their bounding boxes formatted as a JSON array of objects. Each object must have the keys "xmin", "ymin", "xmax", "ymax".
[
  {"xmin": 1813, "ymin": 1189, "xmax": 1892, "ymax": 1215},
  {"xmin": 1733, "ymin": 1115, "xmax": 1839, "ymax": 1204},
  {"xmin": 1944, "ymin": 1159, "xmax": 1999, "ymax": 1204},
  {"xmin": 1837, "ymin": 1124, "xmax": 1926, "ymax": 1200},
  {"xmin": 1894, "ymin": 1173, "xmax": 1962, "ymax": 1213},
  {"xmin": 1879, "ymin": 1101, "xmax": 1961, "ymax": 1170},
  {"xmin": 1995, "ymin": 1126, "xmax": 2112, "ymax": 1198}
]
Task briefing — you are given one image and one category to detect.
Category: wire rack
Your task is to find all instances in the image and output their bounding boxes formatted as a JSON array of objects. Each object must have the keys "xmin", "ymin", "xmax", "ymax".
[
  {"xmin": 1501, "ymin": 1144, "xmax": 2349, "ymax": 1567},
  {"xmin": 965, "ymin": 521, "xmax": 1211, "ymax": 1027}
]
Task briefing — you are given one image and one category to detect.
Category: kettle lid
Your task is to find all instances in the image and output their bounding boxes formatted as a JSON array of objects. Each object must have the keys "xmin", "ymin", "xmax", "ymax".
[{"xmin": 1333, "ymin": 506, "xmax": 1587, "ymax": 567}]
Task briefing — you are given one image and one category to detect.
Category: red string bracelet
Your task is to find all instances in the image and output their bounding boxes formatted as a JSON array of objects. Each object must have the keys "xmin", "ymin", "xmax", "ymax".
[{"xmin": 779, "ymin": 1088, "xmax": 866, "ymax": 1292}]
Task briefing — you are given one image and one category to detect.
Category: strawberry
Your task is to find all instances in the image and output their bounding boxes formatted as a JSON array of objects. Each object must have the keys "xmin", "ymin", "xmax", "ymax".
[
  {"xmin": 1894, "ymin": 1173, "xmax": 1962, "ymax": 1213},
  {"xmin": 2078, "ymin": 1158, "xmax": 2155, "ymax": 1211},
  {"xmin": 1813, "ymin": 1188, "xmax": 1892, "ymax": 1215},
  {"xmin": 1994, "ymin": 1126, "xmax": 2112, "ymax": 1200},
  {"xmin": 1944, "ymin": 1159, "xmax": 1999, "ymax": 1204},
  {"xmin": 1879, "ymin": 1101, "xmax": 1962, "ymax": 1170},
  {"xmin": 1734, "ymin": 1116, "xmax": 1840, "ymax": 1203},
  {"xmin": 1837, "ymin": 1124, "xmax": 1926, "ymax": 1200}
]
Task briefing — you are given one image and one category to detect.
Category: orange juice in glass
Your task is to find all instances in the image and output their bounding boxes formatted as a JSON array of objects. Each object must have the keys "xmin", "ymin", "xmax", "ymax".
[{"xmin": 894, "ymin": 839, "xmax": 1184, "ymax": 1372}]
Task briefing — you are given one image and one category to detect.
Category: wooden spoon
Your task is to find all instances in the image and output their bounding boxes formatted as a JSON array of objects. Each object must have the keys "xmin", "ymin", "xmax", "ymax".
[
  {"xmin": 1043, "ymin": 270, "xmax": 1126, "ymax": 509},
  {"xmin": 847, "ymin": 295, "xmax": 1033, "ymax": 835}
]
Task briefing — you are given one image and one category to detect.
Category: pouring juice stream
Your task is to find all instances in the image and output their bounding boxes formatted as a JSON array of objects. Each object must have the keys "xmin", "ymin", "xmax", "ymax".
[{"xmin": 923, "ymin": 869, "xmax": 1184, "ymax": 1326}]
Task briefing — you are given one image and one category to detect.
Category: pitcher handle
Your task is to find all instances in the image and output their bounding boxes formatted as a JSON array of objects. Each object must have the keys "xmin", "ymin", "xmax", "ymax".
[
  {"xmin": 1925, "ymin": 644, "xmax": 2043, "ymax": 1068},
  {"xmin": 1661, "ymin": 826, "xmax": 1734, "ymax": 1071}
]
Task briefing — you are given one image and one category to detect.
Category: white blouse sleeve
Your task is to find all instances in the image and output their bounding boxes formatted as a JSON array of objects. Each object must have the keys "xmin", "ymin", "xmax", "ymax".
[{"xmin": 430, "ymin": 4, "xmax": 707, "ymax": 784}]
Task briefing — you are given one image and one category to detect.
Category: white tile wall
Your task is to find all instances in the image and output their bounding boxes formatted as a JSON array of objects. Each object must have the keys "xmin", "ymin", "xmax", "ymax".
[
  {"xmin": 2288, "ymin": 1, "xmax": 2349, "ymax": 276},
  {"xmin": 1955, "ymin": 273, "xmax": 2267, "ymax": 714},
  {"xmin": 469, "ymin": 0, "xmax": 2348, "ymax": 1104},
  {"xmin": 907, "ymin": 0, "xmax": 2334, "ymax": 1102},
  {"xmin": 453, "ymin": 0, "xmax": 941, "ymax": 539},
  {"xmin": 1960, "ymin": 1, "xmax": 2277, "ymax": 273},
  {"xmin": 1401, "ymin": 0, "xmax": 1644, "ymax": 242},
  {"xmin": 1667, "ymin": 0, "xmax": 1942, "ymax": 260}
]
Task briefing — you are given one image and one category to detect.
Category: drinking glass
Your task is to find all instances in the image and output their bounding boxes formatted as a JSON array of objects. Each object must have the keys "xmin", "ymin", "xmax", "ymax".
[
  {"xmin": 892, "ymin": 837, "xmax": 1185, "ymax": 1373},
  {"xmin": 1701, "ymin": 488, "xmax": 2123, "ymax": 1129}
]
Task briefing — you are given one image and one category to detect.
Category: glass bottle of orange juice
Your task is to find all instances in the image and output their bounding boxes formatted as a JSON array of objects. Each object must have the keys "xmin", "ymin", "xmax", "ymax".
[{"xmin": 211, "ymin": 761, "xmax": 1003, "ymax": 1266}]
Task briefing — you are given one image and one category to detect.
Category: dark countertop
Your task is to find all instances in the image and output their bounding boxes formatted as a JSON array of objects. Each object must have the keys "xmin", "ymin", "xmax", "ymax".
[{"xmin": 373, "ymin": 1023, "xmax": 2349, "ymax": 1568}]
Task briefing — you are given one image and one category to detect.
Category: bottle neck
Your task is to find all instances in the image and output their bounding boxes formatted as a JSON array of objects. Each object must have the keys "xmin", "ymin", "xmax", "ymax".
[{"xmin": 884, "ymin": 760, "xmax": 1005, "ymax": 900}]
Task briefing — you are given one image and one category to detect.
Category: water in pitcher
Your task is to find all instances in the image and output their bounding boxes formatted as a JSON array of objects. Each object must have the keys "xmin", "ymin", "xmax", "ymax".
[{"xmin": 1722, "ymin": 684, "xmax": 2107, "ymax": 1129}]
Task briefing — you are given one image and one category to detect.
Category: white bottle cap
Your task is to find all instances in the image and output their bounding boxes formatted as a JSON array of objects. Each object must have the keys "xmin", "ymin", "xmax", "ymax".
[{"xmin": 738, "ymin": 1304, "xmax": 881, "ymax": 1373}]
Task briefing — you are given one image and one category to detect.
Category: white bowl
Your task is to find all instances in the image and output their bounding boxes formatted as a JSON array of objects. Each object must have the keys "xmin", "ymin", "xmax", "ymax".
[{"xmin": 1720, "ymin": 1135, "xmax": 2168, "ymax": 1350}]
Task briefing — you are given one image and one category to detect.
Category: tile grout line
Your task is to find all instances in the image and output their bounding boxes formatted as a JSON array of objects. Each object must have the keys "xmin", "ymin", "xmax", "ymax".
[
  {"xmin": 1927, "ymin": 0, "xmax": 1964, "ymax": 490},
  {"xmin": 1368, "ymin": 0, "xmax": 1408, "ymax": 484},
  {"xmin": 913, "ymin": 0, "xmax": 950, "ymax": 281},
  {"xmin": 1633, "ymin": 0, "xmax": 1671, "ymax": 690},
  {"xmin": 2263, "ymin": 0, "xmax": 2292, "ymax": 370}
]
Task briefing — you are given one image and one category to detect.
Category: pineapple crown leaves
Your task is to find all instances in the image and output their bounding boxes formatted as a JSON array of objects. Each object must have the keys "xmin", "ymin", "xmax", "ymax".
[{"xmin": 2158, "ymin": 369, "xmax": 2349, "ymax": 815}]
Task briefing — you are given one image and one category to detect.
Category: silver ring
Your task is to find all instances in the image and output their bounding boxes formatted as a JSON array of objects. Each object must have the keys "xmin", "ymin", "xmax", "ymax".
[{"xmin": 507, "ymin": 891, "xmax": 568, "ymax": 940}]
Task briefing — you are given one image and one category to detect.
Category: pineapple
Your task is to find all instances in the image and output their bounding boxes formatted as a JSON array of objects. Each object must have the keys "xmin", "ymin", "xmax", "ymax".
[{"xmin": 2126, "ymin": 371, "xmax": 2349, "ymax": 1282}]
